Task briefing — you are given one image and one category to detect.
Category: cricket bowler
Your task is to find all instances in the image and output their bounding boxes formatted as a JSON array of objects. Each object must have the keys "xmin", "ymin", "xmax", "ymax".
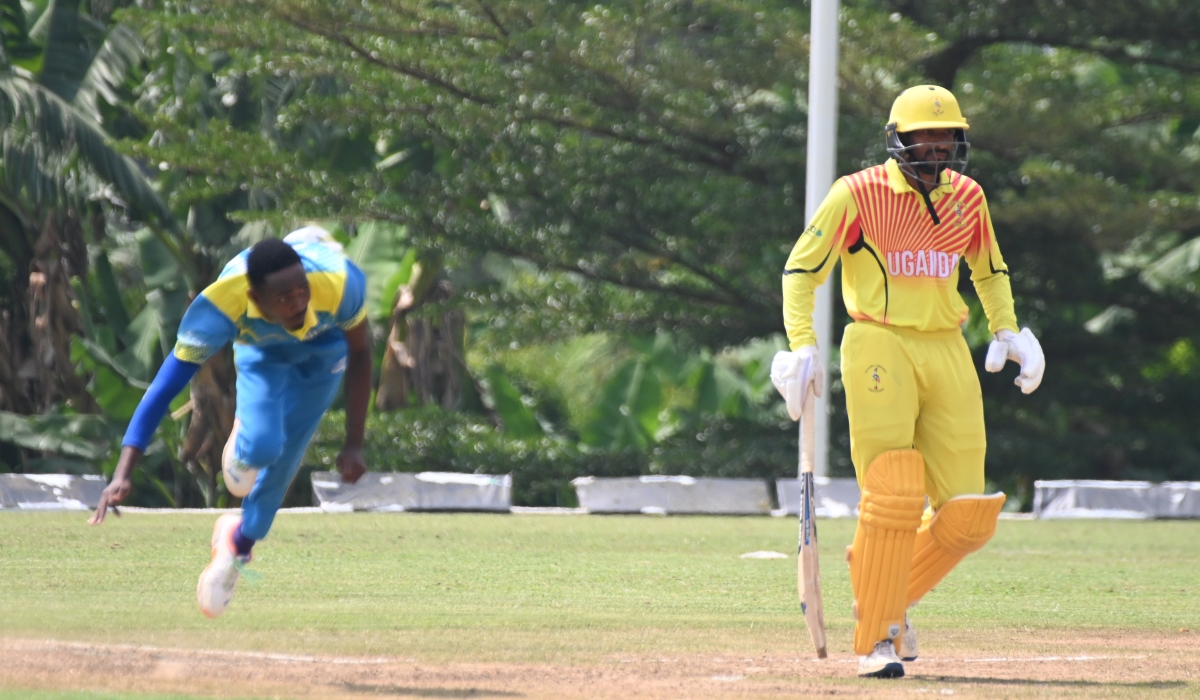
[
  {"xmin": 89, "ymin": 227, "xmax": 371, "ymax": 618},
  {"xmin": 774, "ymin": 85, "xmax": 1045, "ymax": 677}
]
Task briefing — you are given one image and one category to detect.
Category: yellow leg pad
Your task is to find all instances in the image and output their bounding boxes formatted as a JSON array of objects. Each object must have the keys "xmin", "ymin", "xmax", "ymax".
[
  {"xmin": 906, "ymin": 493, "xmax": 1006, "ymax": 605},
  {"xmin": 848, "ymin": 449, "xmax": 927, "ymax": 656}
]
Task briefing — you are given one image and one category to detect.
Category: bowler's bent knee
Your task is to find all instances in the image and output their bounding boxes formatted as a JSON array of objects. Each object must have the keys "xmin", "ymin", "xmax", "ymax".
[{"xmin": 236, "ymin": 425, "xmax": 285, "ymax": 468}]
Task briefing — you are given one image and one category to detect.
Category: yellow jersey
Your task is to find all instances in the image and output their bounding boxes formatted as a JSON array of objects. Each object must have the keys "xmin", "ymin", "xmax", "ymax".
[{"xmin": 782, "ymin": 159, "xmax": 1018, "ymax": 349}]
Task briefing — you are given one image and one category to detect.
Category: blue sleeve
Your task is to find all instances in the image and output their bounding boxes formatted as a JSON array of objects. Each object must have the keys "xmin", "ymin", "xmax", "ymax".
[
  {"xmin": 173, "ymin": 295, "xmax": 239, "ymax": 364},
  {"xmin": 336, "ymin": 260, "xmax": 368, "ymax": 329},
  {"xmin": 121, "ymin": 355, "xmax": 201, "ymax": 451}
]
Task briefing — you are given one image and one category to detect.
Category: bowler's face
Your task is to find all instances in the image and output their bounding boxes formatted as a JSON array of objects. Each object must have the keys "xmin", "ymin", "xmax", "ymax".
[{"xmin": 249, "ymin": 264, "xmax": 310, "ymax": 330}]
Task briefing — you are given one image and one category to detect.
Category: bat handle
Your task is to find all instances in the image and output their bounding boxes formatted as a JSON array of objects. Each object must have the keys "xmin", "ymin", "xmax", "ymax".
[{"xmin": 799, "ymin": 389, "xmax": 816, "ymax": 476}]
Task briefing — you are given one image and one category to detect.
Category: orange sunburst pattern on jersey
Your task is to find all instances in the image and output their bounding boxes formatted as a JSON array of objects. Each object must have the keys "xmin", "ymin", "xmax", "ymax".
[{"xmin": 842, "ymin": 165, "xmax": 986, "ymax": 260}]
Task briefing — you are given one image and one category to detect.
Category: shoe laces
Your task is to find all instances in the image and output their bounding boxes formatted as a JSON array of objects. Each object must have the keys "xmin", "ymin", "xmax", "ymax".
[{"xmin": 233, "ymin": 556, "xmax": 263, "ymax": 586}]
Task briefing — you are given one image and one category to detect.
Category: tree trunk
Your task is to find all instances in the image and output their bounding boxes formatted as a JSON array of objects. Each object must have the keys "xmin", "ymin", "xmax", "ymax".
[
  {"xmin": 28, "ymin": 211, "xmax": 98, "ymax": 414},
  {"xmin": 374, "ymin": 256, "xmax": 465, "ymax": 411},
  {"xmin": 0, "ymin": 207, "xmax": 35, "ymax": 415},
  {"xmin": 177, "ymin": 336, "xmax": 238, "ymax": 507},
  {"xmin": 406, "ymin": 291, "xmax": 465, "ymax": 408},
  {"xmin": 373, "ymin": 281, "xmax": 416, "ymax": 410}
]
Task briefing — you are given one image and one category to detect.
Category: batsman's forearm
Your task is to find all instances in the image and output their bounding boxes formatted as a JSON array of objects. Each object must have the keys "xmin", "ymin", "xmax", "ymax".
[
  {"xmin": 973, "ymin": 273, "xmax": 1019, "ymax": 335},
  {"xmin": 342, "ymin": 347, "xmax": 372, "ymax": 449},
  {"xmin": 782, "ymin": 273, "xmax": 821, "ymax": 350}
]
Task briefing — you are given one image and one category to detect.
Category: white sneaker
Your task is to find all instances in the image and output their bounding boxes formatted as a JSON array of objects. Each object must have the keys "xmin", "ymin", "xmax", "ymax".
[
  {"xmin": 899, "ymin": 613, "xmax": 919, "ymax": 661},
  {"xmin": 858, "ymin": 639, "xmax": 904, "ymax": 678},
  {"xmin": 197, "ymin": 514, "xmax": 249, "ymax": 618}
]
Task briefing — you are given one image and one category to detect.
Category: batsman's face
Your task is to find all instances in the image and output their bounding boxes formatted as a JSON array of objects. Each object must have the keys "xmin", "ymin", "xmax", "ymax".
[
  {"xmin": 249, "ymin": 264, "xmax": 311, "ymax": 330},
  {"xmin": 906, "ymin": 128, "xmax": 957, "ymax": 172}
]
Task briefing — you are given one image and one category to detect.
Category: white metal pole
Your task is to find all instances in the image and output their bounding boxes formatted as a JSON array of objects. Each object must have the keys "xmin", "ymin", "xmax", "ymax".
[{"xmin": 805, "ymin": 0, "xmax": 839, "ymax": 477}]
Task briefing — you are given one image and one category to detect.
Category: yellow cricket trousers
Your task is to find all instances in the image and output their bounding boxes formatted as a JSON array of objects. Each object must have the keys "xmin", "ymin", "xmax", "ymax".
[{"xmin": 840, "ymin": 321, "xmax": 986, "ymax": 509}]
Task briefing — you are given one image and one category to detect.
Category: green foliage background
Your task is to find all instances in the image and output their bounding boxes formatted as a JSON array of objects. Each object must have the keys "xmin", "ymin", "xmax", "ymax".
[{"xmin": 4, "ymin": 0, "xmax": 1200, "ymax": 509}]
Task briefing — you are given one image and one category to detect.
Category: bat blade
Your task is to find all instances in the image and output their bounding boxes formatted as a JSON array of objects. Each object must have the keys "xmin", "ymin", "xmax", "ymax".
[
  {"xmin": 797, "ymin": 391, "xmax": 827, "ymax": 658},
  {"xmin": 798, "ymin": 470, "xmax": 827, "ymax": 658}
]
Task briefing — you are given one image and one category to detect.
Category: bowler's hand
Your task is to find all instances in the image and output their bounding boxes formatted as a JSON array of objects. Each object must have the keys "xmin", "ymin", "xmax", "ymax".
[
  {"xmin": 336, "ymin": 446, "xmax": 367, "ymax": 484},
  {"xmin": 91, "ymin": 446, "xmax": 142, "ymax": 525},
  {"xmin": 89, "ymin": 476, "xmax": 129, "ymax": 525}
]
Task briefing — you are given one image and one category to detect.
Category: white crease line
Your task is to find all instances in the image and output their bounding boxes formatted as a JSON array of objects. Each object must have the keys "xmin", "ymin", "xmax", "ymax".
[
  {"xmin": 831, "ymin": 654, "xmax": 1149, "ymax": 665},
  {"xmin": 4, "ymin": 640, "xmax": 1152, "ymax": 669},
  {"xmin": 958, "ymin": 655, "xmax": 1149, "ymax": 663},
  {"xmin": 4, "ymin": 640, "xmax": 396, "ymax": 665}
]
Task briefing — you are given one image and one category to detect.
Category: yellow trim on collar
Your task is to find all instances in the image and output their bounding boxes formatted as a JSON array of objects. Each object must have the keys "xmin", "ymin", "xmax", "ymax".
[
  {"xmin": 885, "ymin": 158, "xmax": 954, "ymax": 200},
  {"xmin": 202, "ymin": 266, "xmax": 347, "ymax": 341}
]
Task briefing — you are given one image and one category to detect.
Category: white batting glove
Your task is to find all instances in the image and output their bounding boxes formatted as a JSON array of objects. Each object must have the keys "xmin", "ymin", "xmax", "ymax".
[
  {"xmin": 770, "ymin": 346, "xmax": 825, "ymax": 421},
  {"xmin": 985, "ymin": 328, "xmax": 1045, "ymax": 394}
]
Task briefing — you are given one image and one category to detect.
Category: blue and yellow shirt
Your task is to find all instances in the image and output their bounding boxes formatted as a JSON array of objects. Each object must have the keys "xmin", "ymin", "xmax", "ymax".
[{"xmin": 173, "ymin": 241, "xmax": 367, "ymax": 364}]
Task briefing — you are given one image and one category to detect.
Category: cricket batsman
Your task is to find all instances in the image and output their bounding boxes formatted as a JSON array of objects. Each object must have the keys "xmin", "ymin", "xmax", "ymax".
[
  {"xmin": 773, "ymin": 85, "xmax": 1045, "ymax": 677},
  {"xmin": 89, "ymin": 227, "xmax": 371, "ymax": 618}
]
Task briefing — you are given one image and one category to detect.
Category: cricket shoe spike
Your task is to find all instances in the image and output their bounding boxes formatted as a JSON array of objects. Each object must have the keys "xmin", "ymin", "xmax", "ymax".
[
  {"xmin": 197, "ymin": 514, "xmax": 250, "ymax": 618},
  {"xmin": 858, "ymin": 639, "xmax": 905, "ymax": 679},
  {"xmin": 899, "ymin": 613, "xmax": 919, "ymax": 662}
]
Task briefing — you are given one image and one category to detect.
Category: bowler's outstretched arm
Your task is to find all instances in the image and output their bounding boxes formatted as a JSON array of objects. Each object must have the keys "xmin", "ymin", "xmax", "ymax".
[{"xmin": 336, "ymin": 320, "xmax": 371, "ymax": 484}]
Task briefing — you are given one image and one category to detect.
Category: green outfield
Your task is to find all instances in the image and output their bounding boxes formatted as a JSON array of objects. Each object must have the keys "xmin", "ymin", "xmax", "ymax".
[{"xmin": 1, "ymin": 512, "xmax": 1198, "ymax": 698}]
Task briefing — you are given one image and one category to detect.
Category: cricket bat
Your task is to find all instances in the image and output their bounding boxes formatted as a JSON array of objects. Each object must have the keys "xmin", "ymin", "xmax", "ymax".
[{"xmin": 797, "ymin": 390, "xmax": 828, "ymax": 658}]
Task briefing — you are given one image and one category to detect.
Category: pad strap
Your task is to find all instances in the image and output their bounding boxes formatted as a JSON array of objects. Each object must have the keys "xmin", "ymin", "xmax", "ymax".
[{"xmin": 907, "ymin": 493, "xmax": 1006, "ymax": 605}]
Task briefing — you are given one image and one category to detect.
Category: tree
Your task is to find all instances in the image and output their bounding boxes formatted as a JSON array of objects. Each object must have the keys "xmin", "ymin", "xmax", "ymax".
[
  {"xmin": 0, "ymin": 0, "xmax": 176, "ymax": 420},
  {"xmin": 113, "ymin": 0, "xmax": 1200, "ymax": 505},
  {"xmin": 123, "ymin": 0, "xmax": 830, "ymax": 345}
]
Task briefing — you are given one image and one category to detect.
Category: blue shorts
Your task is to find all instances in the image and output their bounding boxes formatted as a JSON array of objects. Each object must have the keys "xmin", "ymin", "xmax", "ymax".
[{"xmin": 233, "ymin": 331, "xmax": 346, "ymax": 540}]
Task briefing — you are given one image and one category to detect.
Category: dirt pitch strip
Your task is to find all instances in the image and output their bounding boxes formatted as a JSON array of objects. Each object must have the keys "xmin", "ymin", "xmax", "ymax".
[{"xmin": 2, "ymin": 631, "xmax": 1195, "ymax": 699}]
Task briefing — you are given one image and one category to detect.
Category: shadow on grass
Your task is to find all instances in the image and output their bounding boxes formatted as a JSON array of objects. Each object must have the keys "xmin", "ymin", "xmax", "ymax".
[
  {"xmin": 338, "ymin": 682, "xmax": 524, "ymax": 697},
  {"xmin": 915, "ymin": 676, "xmax": 1187, "ymax": 690}
]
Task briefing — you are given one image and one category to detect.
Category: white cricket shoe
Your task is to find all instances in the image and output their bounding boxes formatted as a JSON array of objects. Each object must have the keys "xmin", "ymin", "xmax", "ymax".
[
  {"xmin": 899, "ymin": 613, "xmax": 919, "ymax": 661},
  {"xmin": 858, "ymin": 639, "xmax": 904, "ymax": 679},
  {"xmin": 197, "ymin": 514, "xmax": 249, "ymax": 618}
]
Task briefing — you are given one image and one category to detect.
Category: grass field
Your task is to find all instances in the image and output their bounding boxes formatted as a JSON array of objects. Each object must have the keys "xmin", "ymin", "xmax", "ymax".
[{"xmin": 2, "ymin": 511, "xmax": 1198, "ymax": 699}]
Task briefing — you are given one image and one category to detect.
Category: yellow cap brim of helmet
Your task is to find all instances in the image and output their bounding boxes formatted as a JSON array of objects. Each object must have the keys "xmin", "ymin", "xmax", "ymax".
[{"xmin": 896, "ymin": 120, "xmax": 969, "ymax": 132}]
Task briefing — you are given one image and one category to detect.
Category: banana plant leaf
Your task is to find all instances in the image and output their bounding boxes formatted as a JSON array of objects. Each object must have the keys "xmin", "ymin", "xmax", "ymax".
[
  {"xmin": 0, "ymin": 410, "xmax": 111, "ymax": 460},
  {"xmin": 691, "ymin": 360, "xmax": 755, "ymax": 418},
  {"xmin": 483, "ymin": 366, "xmax": 542, "ymax": 440},
  {"xmin": 92, "ymin": 247, "xmax": 131, "ymax": 343},
  {"xmin": 71, "ymin": 337, "xmax": 147, "ymax": 422},
  {"xmin": 581, "ymin": 358, "xmax": 662, "ymax": 450},
  {"xmin": 344, "ymin": 221, "xmax": 412, "ymax": 322},
  {"xmin": 1141, "ymin": 237, "xmax": 1200, "ymax": 294}
]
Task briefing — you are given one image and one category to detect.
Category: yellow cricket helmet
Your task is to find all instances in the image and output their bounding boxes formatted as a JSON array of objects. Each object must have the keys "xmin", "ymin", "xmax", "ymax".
[
  {"xmin": 887, "ymin": 85, "xmax": 969, "ymax": 133},
  {"xmin": 884, "ymin": 85, "xmax": 971, "ymax": 223}
]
